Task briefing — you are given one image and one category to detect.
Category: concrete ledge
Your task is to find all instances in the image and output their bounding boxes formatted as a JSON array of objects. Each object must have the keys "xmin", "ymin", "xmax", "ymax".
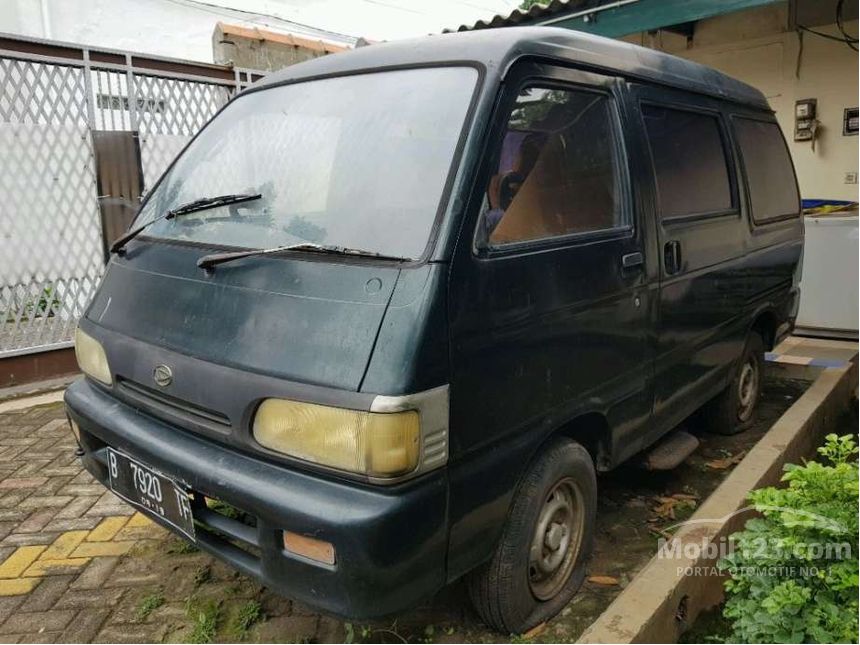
[
  {"xmin": 578, "ymin": 361, "xmax": 858, "ymax": 644},
  {"xmin": 0, "ymin": 389, "xmax": 66, "ymax": 414}
]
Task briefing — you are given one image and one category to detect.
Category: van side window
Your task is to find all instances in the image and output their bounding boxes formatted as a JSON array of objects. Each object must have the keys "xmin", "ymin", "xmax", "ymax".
[
  {"xmin": 481, "ymin": 86, "xmax": 626, "ymax": 247},
  {"xmin": 733, "ymin": 118, "xmax": 800, "ymax": 223},
  {"xmin": 642, "ymin": 105, "xmax": 733, "ymax": 219}
]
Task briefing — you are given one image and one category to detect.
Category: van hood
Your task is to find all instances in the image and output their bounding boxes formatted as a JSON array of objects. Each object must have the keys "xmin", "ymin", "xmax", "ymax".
[{"xmin": 85, "ymin": 242, "xmax": 400, "ymax": 392}]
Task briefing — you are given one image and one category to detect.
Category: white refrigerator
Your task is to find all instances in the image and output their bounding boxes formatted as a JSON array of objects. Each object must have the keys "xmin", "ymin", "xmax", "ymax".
[{"xmin": 796, "ymin": 213, "xmax": 859, "ymax": 338}]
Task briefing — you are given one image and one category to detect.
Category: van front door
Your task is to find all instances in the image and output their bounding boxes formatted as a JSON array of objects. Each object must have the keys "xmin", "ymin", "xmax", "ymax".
[
  {"xmin": 445, "ymin": 64, "xmax": 655, "ymax": 579},
  {"xmin": 633, "ymin": 85, "xmax": 746, "ymax": 434}
]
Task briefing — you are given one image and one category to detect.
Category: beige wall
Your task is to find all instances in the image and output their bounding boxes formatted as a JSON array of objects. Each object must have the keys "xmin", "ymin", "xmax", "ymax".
[{"xmin": 624, "ymin": 5, "xmax": 859, "ymax": 201}]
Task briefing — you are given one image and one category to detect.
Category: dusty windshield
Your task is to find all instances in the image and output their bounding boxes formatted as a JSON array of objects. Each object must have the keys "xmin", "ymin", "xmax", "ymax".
[{"xmin": 135, "ymin": 66, "xmax": 478, "ymax": 259}]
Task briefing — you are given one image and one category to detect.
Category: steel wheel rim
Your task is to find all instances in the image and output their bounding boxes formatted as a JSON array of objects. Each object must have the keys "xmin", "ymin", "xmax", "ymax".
[
  {"xmin": 737, "ymin": 357, "xmax": 759, "ymax": 422},
  {"xmin": 528, "ymin": 477, "xmax": 585, "ymax": 601}
]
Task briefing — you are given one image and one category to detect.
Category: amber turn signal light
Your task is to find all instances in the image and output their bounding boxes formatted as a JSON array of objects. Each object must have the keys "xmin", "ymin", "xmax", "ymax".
[{"xmin": 283, "ymin": 531, "xmax": 335, "ymax": 566}]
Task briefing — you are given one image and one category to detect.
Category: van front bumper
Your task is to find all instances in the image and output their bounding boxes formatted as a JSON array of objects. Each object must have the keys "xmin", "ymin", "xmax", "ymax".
[{"xmin": 64, "ymin": 378, "xmax": 448, "ymax": 619}]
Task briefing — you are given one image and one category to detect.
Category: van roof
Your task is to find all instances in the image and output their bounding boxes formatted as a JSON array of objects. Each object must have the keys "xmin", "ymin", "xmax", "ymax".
[{"xmin": 254, "ymin": 26, "xmax": 770, "ymax": 111}]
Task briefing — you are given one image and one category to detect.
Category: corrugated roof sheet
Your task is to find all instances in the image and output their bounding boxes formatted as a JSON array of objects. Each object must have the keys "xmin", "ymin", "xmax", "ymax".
[{"xmin": 445, "ymin": 0, "xmax": 590, "ymax": 32}]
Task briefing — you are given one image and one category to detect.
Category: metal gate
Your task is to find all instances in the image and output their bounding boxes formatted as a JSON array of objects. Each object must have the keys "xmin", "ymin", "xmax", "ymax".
[{"xmin": 0, "ymin": 34, "xmax": 263, "ymax": 358}]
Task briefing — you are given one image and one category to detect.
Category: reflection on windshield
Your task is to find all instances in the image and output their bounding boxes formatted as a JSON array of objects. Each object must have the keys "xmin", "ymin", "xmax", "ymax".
[{"xmin": 135, "ymin": 67, "xmax": 478, "ymax": 259}]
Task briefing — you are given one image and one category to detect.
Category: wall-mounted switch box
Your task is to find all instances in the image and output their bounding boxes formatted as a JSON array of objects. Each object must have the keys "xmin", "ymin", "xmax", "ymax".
[
  {"xmin": 795, "ymin": 98, "xmax": 818, "ymax": 142},
  {"xmin": 795, "ymin": 100, "xmax": 816, "ymax": 119},
  {"xmin": 844, "ymin": 172, "xmax": 858, "ymax": 184},
  {"xmin": 843, "ymin": 108, "xmax": 858, "ymax": 136}
]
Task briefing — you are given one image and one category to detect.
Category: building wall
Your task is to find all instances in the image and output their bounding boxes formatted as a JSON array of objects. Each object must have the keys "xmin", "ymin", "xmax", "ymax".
[
  {"xmin": 0, "ymin": 0, "xmax": 355, "ymax": 63},
  {"xmin": 213, "ymin": 32, "xmax": 324, "ymax": 71},
  {"xmin": 624, "ymin": 5, "xmax": 859, "ymax": 201},
  {"xmin": 212, "ymin": 23, "xmax": 346, "ymax": 72}
]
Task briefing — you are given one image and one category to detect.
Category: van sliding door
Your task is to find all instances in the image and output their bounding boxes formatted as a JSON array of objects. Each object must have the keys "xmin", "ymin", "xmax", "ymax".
[{"xmin": 632, "ymin": 84, "xmax": 747, "ymax": 435}]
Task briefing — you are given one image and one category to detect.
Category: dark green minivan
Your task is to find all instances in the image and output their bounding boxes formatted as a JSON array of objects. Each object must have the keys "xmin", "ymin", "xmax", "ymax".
[{"xmin": 65, "ymin": 27, "xmax": 802, "ymax": 632}]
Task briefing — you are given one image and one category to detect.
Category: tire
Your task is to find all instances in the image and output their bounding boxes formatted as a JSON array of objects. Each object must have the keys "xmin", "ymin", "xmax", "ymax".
[
  {"xmin": 701, "ymin": 331, "xmax": 765, "ymax": 436},
  {"xmin": 467, "ymin": 438, "xmax": 597, "ymax": 634}
]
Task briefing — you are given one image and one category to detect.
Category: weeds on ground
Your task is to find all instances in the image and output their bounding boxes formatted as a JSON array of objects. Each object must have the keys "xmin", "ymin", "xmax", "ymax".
[
  {"xmin": 136, "ymin": 589, "xmax": 165, "ymax": 620},
  {"xmin": 167, "ymin": 537, "xmax": 199, "ymax": 554},
  {"xmin": 230, "ymin": 599, "xmax": 263, "ymax": 639},
  {"xmin": 186, "ymin": 598, "xmax": 221, "ymax": 644},
  {"xmin": 344, "ymin": 622, "xmax": 405, "ymax": 643}
]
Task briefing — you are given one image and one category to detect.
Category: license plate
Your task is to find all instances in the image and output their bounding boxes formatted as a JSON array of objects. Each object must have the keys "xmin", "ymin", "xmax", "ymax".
[{"xmin": 107, "ymin": 449, "xmax": 195, "ymax": 539}]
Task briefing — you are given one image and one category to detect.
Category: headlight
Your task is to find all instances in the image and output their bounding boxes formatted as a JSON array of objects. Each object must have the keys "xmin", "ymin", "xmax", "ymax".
[
  {"xmin": 253, "ymin": 399, "xmax": 419, "ymax": 477},
  {"xmin": 74, "ymin": 327, "xmax": 112, "ymax": 385}
]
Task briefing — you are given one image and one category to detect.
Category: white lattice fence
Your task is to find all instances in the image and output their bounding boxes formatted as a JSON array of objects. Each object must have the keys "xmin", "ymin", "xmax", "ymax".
[{"xmin": 0, "ymin": 37, "xmax": 261, "ymax": 356}]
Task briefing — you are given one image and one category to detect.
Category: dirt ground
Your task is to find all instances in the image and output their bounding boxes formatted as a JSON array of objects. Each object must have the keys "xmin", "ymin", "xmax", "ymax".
[{"xmin": 0, "ymin": 376, "xmax": 807, "ymax": 643}]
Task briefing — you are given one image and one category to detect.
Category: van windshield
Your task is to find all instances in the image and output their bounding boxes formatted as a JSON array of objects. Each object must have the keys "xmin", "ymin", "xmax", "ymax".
[{"xmin": 134, "ymin": 66, "xmax": 478, "ymax": 259}]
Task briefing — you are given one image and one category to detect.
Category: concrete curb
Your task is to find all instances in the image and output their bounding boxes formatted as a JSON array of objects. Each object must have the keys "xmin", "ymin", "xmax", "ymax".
[
  {"xmin": 578, "ymin": 361, "xmax": 858, "ymax": 644},
  {"xmin": 0, "ymin": 389, "xmax": 66, "ymax": 414}
]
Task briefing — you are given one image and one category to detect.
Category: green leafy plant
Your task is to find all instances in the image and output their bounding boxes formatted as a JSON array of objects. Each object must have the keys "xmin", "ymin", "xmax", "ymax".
[
  {"xmin": 136, "ymin": 589, "xmax": 165, "ymax": 620},
  {"xmin": 719, "ymin": 434, "xmax": 859, "ymax": 643},
  {"xmin": 33, "ymin": 285, "xmax": 59, "ymax": 318},
  {"xmin": 6, "ymin": 283, "xmax": 61, "ymax": 322},
  {"xmin": 230, "ymin": 599, "xmax": 263, "ymax": 638},
  {"xmin": 186, "ymin": 598, "xmax": 221, "ymax": 643},
  {"xmin": 167, "ymin": 537, "xmax": 199, "ymax": 554}
]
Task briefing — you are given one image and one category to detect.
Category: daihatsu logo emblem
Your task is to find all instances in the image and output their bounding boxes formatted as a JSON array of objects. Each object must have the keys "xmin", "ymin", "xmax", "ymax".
[{"xmin": 153, "ymin": 364, "xmax": 173, "ymax": 387}]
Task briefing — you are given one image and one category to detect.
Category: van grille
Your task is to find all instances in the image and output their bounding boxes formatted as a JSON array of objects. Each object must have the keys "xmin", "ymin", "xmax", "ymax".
[{"xmin": 117, "ymin": 378, "xmax": 231, "ymax": 431}]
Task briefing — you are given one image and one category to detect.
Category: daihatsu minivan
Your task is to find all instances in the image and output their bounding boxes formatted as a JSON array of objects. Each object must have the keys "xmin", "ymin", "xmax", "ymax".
[{"xmin": 65, "ymin": 27, "xmax": 803, "ymax": 633}]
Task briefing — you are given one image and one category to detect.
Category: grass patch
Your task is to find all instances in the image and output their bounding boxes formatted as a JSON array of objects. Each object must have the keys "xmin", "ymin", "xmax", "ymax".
[
  {"xmin": 167, "ymin": 537, "xmax": 199, "ymax": 554},
  {"xmin": 136, "ymin": 589, "xmax": 165, "ymax": 621},
  {"xmin": 230, "ymin": 599, "xmax": 263, "ymax": 638},
  {"xmin": 186, "ymin": 599, "xmax": 221, "ymax": 644}
]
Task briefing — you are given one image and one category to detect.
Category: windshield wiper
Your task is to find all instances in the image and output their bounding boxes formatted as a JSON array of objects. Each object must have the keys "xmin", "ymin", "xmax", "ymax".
[
  {"xmin": 197, "ymin": 242, "xmax": 409, "ymax": 271},
  {"xmin": 110, "ymin": 193, "xmax": 262, "ymax": 255}
]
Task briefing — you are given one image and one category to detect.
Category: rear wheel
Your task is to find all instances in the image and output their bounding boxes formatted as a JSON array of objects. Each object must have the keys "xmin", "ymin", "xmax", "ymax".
[
  {"xmin": 467, "ymin": 438, "xmax": 596, "ymax": 634},
  {"xmin": 702, "ymin": 331, "xmax": 765, "ymax": 435}
]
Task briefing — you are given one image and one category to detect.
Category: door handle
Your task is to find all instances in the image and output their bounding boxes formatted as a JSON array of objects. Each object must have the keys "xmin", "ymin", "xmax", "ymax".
[
  {"xmin": 664, "ymin": 240, "xmax": 682, "ymax": 275},
  {"xmin": 621, "ymin": 252, "xmax": 644, "ymax": 270}
]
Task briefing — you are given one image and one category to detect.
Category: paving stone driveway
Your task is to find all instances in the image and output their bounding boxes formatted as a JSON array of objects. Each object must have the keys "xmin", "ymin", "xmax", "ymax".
[{"xmin": 0, "ymin": 400, "xmax": 347, "ymax": 644}]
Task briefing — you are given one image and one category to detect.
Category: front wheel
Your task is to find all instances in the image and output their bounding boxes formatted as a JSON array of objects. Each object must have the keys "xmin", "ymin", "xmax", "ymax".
[
  {"xmin": 467, "ymin": 438, "xmax": 596, "ymax": 634},
  {"xmin": 701, "ymin": 331, "xmax": 765, "ymax": 435}
]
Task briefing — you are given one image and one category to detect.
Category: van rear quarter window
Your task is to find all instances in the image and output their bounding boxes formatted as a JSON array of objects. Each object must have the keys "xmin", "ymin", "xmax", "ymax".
[
  {"xmin": 732, "ymin": 117, "xmax": 800, "ymax": 223},
  {"xmin": 642, "ymin": 105, "xmax": 733, "ymax": 219}
]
